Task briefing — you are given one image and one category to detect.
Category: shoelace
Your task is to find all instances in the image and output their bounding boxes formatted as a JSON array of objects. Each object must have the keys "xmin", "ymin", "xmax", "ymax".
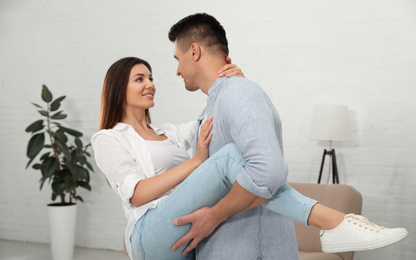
[
  {"xmin": 345, "ymin": 214, "xmax": 385, "ymax": 233},
  {"xmin": 320, "ymin": 213, "xmax": 385, "ymax": 237}
]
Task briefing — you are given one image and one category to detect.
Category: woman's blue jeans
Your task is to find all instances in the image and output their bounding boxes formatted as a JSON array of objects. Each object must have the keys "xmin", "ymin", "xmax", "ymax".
[{"xmin": 130, "ymin": 143, "xmax": 317, "ymax": 260}]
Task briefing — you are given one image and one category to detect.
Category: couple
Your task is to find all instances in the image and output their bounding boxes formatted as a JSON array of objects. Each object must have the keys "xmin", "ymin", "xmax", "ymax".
[{"xmin": 92, "ymin": 13, "xmax": 408, "ymax": 260}]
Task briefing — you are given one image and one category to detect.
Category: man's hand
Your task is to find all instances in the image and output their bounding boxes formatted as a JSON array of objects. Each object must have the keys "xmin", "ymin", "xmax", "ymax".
[
  {"xmin": 171, "ymin": 207, "xmax": 224, "ymax": 255},
  {"xmin": 170, "ymin": 182, "xmax": 266, "ymax": 255}
]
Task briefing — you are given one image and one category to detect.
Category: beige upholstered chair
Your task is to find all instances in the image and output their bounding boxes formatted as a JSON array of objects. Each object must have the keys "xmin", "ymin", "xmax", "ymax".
[{"xmin": 289, "ymin": 182, "xmax": 362, "ymax": 260}]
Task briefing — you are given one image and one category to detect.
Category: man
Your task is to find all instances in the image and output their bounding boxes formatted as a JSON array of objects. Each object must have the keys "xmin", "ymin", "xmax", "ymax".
[
  {"xmin": 167, "ymin": 12, "xmax": 409, "ymax": 260},
  {"xmin": 169, "ymin": 13, "xmax": 300, "ymax": 259}
]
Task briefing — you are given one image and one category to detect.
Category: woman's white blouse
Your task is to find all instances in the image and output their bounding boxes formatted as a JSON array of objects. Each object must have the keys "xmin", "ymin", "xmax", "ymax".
[{"xmin": 91, "ymin": 121, "xmax": 196, "ymax": 259}]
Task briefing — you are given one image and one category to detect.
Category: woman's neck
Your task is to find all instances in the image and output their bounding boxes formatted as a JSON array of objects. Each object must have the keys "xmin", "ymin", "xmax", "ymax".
[
  {"xmin": 121, "ymin": 109, "xmax": 149, "ymax": 131},
  {"xmin": 121, "ymin": 108, "xmax": 166, "ymax": 141}
]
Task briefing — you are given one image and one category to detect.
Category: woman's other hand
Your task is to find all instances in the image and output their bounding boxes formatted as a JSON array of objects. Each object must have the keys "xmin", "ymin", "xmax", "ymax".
[
  {"xmin": 193, "ymin": 116, "xmax": 213, "ymax": 165},
  {"xmin": 218, "ymin": 57, "xmax": 245, "ymax": 78}
]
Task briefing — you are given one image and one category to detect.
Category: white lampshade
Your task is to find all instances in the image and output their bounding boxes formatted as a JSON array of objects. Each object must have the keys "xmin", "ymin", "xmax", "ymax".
[{"xmin": 309, "ymin": 105, "xmax": 351, "ymax": 142}]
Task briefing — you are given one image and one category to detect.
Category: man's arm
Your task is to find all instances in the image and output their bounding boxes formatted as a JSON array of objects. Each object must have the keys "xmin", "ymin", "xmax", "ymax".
[{"xmin": 171, "ymin": 181, "xmax": 267, "ymax": 255}]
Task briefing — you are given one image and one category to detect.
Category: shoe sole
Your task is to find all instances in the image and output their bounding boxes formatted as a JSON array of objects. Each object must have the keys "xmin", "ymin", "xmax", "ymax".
[{"xmin": 322, "ymin": 230, "xmax": 409, "ymax": 253}]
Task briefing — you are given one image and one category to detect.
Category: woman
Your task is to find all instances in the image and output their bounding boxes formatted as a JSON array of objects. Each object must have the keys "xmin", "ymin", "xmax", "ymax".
[{"xmin": 92, "ymin": 57, "xmax": 408, "ymax": 260}]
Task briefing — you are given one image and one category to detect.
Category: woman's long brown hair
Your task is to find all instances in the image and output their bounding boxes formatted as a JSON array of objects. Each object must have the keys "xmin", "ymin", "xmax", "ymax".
[{"xmin": 98, "ymin": 57, "xmax": 152, "ymax": 130}]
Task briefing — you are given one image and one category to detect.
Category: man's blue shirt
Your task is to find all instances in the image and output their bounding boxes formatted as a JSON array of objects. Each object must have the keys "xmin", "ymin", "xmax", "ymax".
[{"xmin": 194, "ymin": 76, "xmax": 299, "ymax": 259}]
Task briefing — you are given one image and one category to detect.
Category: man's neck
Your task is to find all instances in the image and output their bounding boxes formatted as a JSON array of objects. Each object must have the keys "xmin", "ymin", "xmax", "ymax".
[{"xmin": 198, "ymin": 57, "xmax": 228, "ymax": 95}]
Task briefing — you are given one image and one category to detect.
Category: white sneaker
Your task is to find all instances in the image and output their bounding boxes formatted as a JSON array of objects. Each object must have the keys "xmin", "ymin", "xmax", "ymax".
[{"xmin": 320, "ymin": 214, "xmax": 408, "ymax": 253}]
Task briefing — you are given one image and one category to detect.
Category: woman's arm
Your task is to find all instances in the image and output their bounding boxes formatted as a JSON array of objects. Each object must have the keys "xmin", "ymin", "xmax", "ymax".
[{"xmin": 129, "ymin": 116, "xmax": 213, "ymax": 207}]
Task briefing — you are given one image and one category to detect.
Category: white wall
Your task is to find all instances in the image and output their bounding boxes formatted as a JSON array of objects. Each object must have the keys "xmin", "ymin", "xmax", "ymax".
[{"xmin": 1, "ymin": 0, "xmax": 415, "ymax": 259}]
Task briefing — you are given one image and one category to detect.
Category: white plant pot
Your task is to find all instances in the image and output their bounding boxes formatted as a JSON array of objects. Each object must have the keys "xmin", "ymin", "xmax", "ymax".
[{"xmin": 47, "ymin": 203, "xmax": 77, "ymax": 260}]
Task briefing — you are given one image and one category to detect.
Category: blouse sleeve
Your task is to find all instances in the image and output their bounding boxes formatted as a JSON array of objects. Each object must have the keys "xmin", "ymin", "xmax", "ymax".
[{"xmin": 92, "ymin": 133, "xmax": 145, "ymax": 202}]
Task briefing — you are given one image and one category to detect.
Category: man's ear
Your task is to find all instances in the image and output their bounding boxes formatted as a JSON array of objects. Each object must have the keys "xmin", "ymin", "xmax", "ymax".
[{"xmin": 190, "ymin": 43, "xmax": 201, "ymax": 61}]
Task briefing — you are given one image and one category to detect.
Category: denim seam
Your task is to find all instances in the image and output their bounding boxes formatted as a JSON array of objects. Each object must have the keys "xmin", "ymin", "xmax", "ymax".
[
  {"xmin": 135, "ymin": 215, "xmax": 147, "ymax": 259},
  {"xmin": 212, "ymin": 153, "xmax": 274, "ymax": 199},
  {"xmin": 279, "ymin": 187, "xmax": 318, "ymax": 225},
  {"xmin": 212, "ymin": 153, "xmax": 244, "ymax": 189},
  {"xmin": 303, "ymin": 200, "xmax": 319, "ymax": 226}
]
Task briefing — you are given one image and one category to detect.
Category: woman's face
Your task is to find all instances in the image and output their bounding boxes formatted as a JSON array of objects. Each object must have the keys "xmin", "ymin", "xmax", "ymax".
[{"xmin": 124, "ymin": 63, "xmax": 155, "ymax": 111}]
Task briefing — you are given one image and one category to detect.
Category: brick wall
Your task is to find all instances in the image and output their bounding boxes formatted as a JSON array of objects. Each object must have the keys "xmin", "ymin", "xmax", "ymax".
[{"xmin": 1, "ymin": 0, "xmax": 415, "ymax": 259}]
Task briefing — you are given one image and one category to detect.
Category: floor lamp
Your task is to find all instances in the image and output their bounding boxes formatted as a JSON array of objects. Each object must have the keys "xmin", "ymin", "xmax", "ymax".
[{"xmin": 309, "ymin": 105, "xmax": 351, "ymax": 184}]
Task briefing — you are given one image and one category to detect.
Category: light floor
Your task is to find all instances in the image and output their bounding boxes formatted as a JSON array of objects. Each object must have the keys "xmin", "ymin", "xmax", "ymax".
[{"xmin": 0, "ymin": 239, "xmax": 128, "ymax": 260}]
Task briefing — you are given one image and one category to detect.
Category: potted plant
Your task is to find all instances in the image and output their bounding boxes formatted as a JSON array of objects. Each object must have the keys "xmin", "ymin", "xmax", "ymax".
[{"xmin": 25, "ymin": 85, "xmax": 93, "ymax": 260}]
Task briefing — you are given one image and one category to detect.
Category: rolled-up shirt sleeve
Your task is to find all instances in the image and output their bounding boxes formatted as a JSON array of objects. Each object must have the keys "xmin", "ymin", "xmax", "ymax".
[
  {"xmin": 218, "ymin": 82, "xmax": 288, "ymax": 199},
  {"xmin": 92, "ymin": 133, "xmax": 145, "ymax": 201}
]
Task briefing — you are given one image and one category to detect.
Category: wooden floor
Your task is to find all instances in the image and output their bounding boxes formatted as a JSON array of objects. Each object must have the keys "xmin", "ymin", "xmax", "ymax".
[{"xmin": 0, "ymin": 239, "xmax": 128, "ymax": 260}]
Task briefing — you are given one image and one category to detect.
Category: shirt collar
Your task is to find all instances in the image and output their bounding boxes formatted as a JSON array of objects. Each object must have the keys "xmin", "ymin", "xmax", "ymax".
[
  {"xmin": 113, "ymin": 122, "xmax": 165, "ymax": 135},
  {"xmin": 208, "ymin": 77, "xmax": 227, "ymax": 97},
  {"xmin": 113, "ymin": 122, "xmax": 129, "ymax": 131}
]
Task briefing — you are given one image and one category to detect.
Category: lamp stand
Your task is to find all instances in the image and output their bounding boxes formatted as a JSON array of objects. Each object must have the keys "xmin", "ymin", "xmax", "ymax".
[{"xmin": 317, "ymin": 145, "xmax": 339, "ymax": 184}]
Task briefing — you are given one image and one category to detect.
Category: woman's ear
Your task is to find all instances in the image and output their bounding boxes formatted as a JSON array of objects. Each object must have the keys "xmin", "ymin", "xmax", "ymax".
[{"xmin": 190, "ymin": 43, "xmax": 201, "ymax": 61}]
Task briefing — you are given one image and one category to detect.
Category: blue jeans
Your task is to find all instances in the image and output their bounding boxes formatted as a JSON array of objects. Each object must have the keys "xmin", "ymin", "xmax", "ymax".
[{"xmin": 130, "ymin": 143, "xmax": 317, "ymax": 260}]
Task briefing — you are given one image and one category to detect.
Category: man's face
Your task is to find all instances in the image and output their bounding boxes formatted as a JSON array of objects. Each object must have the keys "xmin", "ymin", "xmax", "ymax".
[{"xmin": 173, "ymin": 40, "xmax": 199, "ymax": 92}]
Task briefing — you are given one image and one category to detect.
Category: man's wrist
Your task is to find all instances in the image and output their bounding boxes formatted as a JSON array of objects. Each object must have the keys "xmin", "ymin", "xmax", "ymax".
[{"xmin": 210, "ymin": 203, "xmax": 231, "ymax": 223}]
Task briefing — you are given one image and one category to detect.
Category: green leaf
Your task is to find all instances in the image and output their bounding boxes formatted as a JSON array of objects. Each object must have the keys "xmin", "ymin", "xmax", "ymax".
[
  {"xmin": 76, "ymin": 154, "xmax": 87, "ymax": 164},
  {"xmin": 55, "ymin": 140, "xmax": 71, "ymax": 160},
  {"xmin": 86, "ymin": 162, "xmax": 94, "ymax": 172},
  {"xmin": 32, "ymin": 163, "xmax": 41, "ymax": 170},
  {"xmin": 62, "ymin": 127, "xmax": 82, "ymax": 137},
  {"xmin": 51, "ymin": 192, "xmax": 57, "ymax": 201},
  {"xmin": 38, "ymin": 110, "xmax": 49, "ymax": 117},
  {"xmin": 75, "ymin": 137, "xmax": 82, "ymax": 150},
  {"xmin": 66, "ymin": 180, "xmax": 77, "ymax": 193},
  {"xmin": 56, "ymin": 168, "xmax": 71, "ymax": 181},
  {"xmin": 72, "ymin": 165, "xmax": 83, "ymax": 179},
  {"xmin": 39, "ymin": 176, "xmax": 48, "ymax": 190},
  {"xmin": 42, "ymin": 85, "xmax": 53, "ymax": 102},
  {"xmin": 78, "ymin": 181, "xmax": 91, "ymax": 191},
  {"xmin": 27, "ymin": 133, "xmax": 45, "ymax": 158},
  {"xmin": 32, "ymin": 103, "xmax": 43, "ymax": 109},
  {"xmin": 75, "ymin": 196, "xmax": 84, "ymax": 203},
  {"xmin": 26, "ymin": 157, "xmax": 35, "ymax": 169},
  {"xmin": 70, "ymin": 164, "xmax": 87, "ymax": 179},
  {"xmin": 85, "ymin": 169, "xmax": 90, "ymax": 182},
  {"xmin": 51, "ymin": 111, "xmax": 67, "ymax": 120},
  {"xmin": 53, "ymin": 130, "xmax": 68, "ymax": 143},
  {"xmin": 50, "ymin": 96, "xmax": 66, "ymax": 112},
  {"xmin": 41, "ymin": 157, "xmax": 57, "ymax": 178},
  {"xmin": 71, "ymin": 180, "xmax": 78, "ymax": 191},
  {"xmin": 25, "ymin": 120, "xmax": 44, "ymax": 133},
  {"xmin": 40, "ymin": 152, "xmax": 51, "ymax": 160},
  {"xmin": 52, "ymin": 180, "xmax": 66, "ymax": 195}
]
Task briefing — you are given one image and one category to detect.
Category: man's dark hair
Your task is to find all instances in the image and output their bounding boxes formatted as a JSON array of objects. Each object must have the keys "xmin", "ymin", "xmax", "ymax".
[{"xmin": 168, "ymin": 13, "xmax": 229, "ymax": 57}]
